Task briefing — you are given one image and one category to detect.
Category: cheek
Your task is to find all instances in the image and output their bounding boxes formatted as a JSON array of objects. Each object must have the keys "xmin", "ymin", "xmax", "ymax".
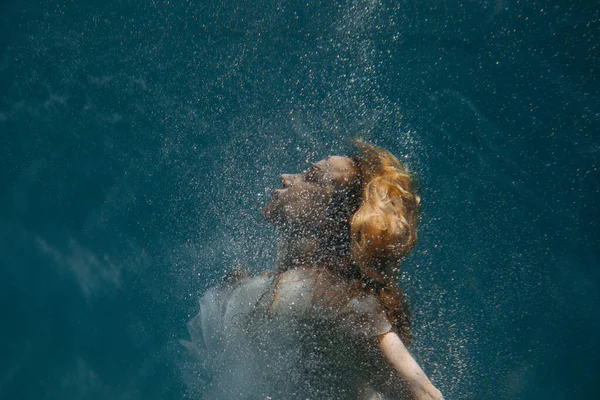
[{"xmin": 284, "ymin": 189, "xmax": 333, "ymax": 221}]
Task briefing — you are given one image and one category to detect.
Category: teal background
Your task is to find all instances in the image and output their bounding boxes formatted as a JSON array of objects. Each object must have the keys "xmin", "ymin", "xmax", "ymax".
[{"xmin": 1, "ymin": 0, "xmax": 598, "ymax": 398}]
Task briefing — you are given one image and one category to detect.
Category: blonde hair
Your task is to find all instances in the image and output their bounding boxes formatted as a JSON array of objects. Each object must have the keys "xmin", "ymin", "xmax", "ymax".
[
  {"xmin": 349, "ymin": 141, "xmax": 420, "ymax": 342},
  {"xmin": 350, "ymin": 141, "xmax": 420, "ymax": 281}
]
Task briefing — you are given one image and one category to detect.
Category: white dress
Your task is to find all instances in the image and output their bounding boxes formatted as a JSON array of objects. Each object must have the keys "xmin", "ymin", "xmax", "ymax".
[{"xmin": 181, "ymin": 267, "xmax": 395, "ymax": 399}]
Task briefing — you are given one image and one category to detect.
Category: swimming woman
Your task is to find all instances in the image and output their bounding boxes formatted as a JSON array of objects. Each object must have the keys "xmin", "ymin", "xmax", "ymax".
[{"xmin": 184, "ymin": 141, "xmax": 444, "ymax": 400}]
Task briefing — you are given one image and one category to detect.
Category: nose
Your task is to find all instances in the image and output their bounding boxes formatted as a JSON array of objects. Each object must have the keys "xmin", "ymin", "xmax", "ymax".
[{"xmin": 280, "ymin": 174, "xmax": 294, "ymax": 187}]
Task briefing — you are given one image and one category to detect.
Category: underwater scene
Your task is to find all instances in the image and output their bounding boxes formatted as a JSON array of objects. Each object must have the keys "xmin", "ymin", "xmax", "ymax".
[{"xmin": 1, "ymin": 0, "xmax": 598, "ymax": 399}]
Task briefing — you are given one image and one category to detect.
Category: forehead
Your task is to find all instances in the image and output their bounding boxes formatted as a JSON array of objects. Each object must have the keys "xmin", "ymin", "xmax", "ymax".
[{"xmin": 314, "ymin": 156, "xmax": 357, "ymax": 185}]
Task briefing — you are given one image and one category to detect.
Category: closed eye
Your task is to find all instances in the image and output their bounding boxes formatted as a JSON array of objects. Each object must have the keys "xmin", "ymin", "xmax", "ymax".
[{"xmin": 303, "ymin": 164, "xmax": 321, "ymax": 183}]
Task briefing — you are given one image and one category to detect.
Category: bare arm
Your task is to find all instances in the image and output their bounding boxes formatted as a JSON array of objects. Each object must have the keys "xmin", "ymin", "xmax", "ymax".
[{"xmin": 376, "ymin": 332, "xmax": 444, "ymax": 400}]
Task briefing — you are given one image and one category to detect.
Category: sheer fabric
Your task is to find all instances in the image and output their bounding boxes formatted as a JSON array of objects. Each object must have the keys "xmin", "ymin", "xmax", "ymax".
[{"xmin": 182, "ymin": 267, "xmax": 393, "ymax": 399}]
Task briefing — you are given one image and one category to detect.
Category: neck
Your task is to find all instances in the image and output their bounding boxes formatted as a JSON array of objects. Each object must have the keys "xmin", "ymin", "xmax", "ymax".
[{"xmin": 275, "ymin": 230, "xmax": 351, "ymax": 273}]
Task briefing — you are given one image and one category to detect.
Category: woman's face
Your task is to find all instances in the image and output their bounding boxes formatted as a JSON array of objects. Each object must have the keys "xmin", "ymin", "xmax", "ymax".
[{"xmin": 263, "ymin": 156, "xmax": 358, "ymax": 232}]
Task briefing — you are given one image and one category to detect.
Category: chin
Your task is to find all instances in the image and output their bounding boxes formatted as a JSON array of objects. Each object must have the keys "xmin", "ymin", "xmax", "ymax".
[{"xmin": 262, "ymin": 197, "xmax": 283, "ymax": 225}]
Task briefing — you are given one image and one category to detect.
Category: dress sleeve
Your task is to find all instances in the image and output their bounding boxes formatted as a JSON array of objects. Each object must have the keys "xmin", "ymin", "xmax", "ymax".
[{"xmin": 338, "ymin": 294, "xmax": 392, "ymax": 338}]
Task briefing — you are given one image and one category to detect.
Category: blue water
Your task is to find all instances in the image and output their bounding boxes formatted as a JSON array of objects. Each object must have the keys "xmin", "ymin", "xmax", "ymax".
[{"xmin": 1, "ymin": 0, "xmax": 598, "ymax": 399}]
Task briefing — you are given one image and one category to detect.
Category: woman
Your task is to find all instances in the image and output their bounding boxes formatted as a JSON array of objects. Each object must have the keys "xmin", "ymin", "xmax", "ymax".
[{"xmin": 183, "ymin": 142, "xmax": 444, "ymax": 400}]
